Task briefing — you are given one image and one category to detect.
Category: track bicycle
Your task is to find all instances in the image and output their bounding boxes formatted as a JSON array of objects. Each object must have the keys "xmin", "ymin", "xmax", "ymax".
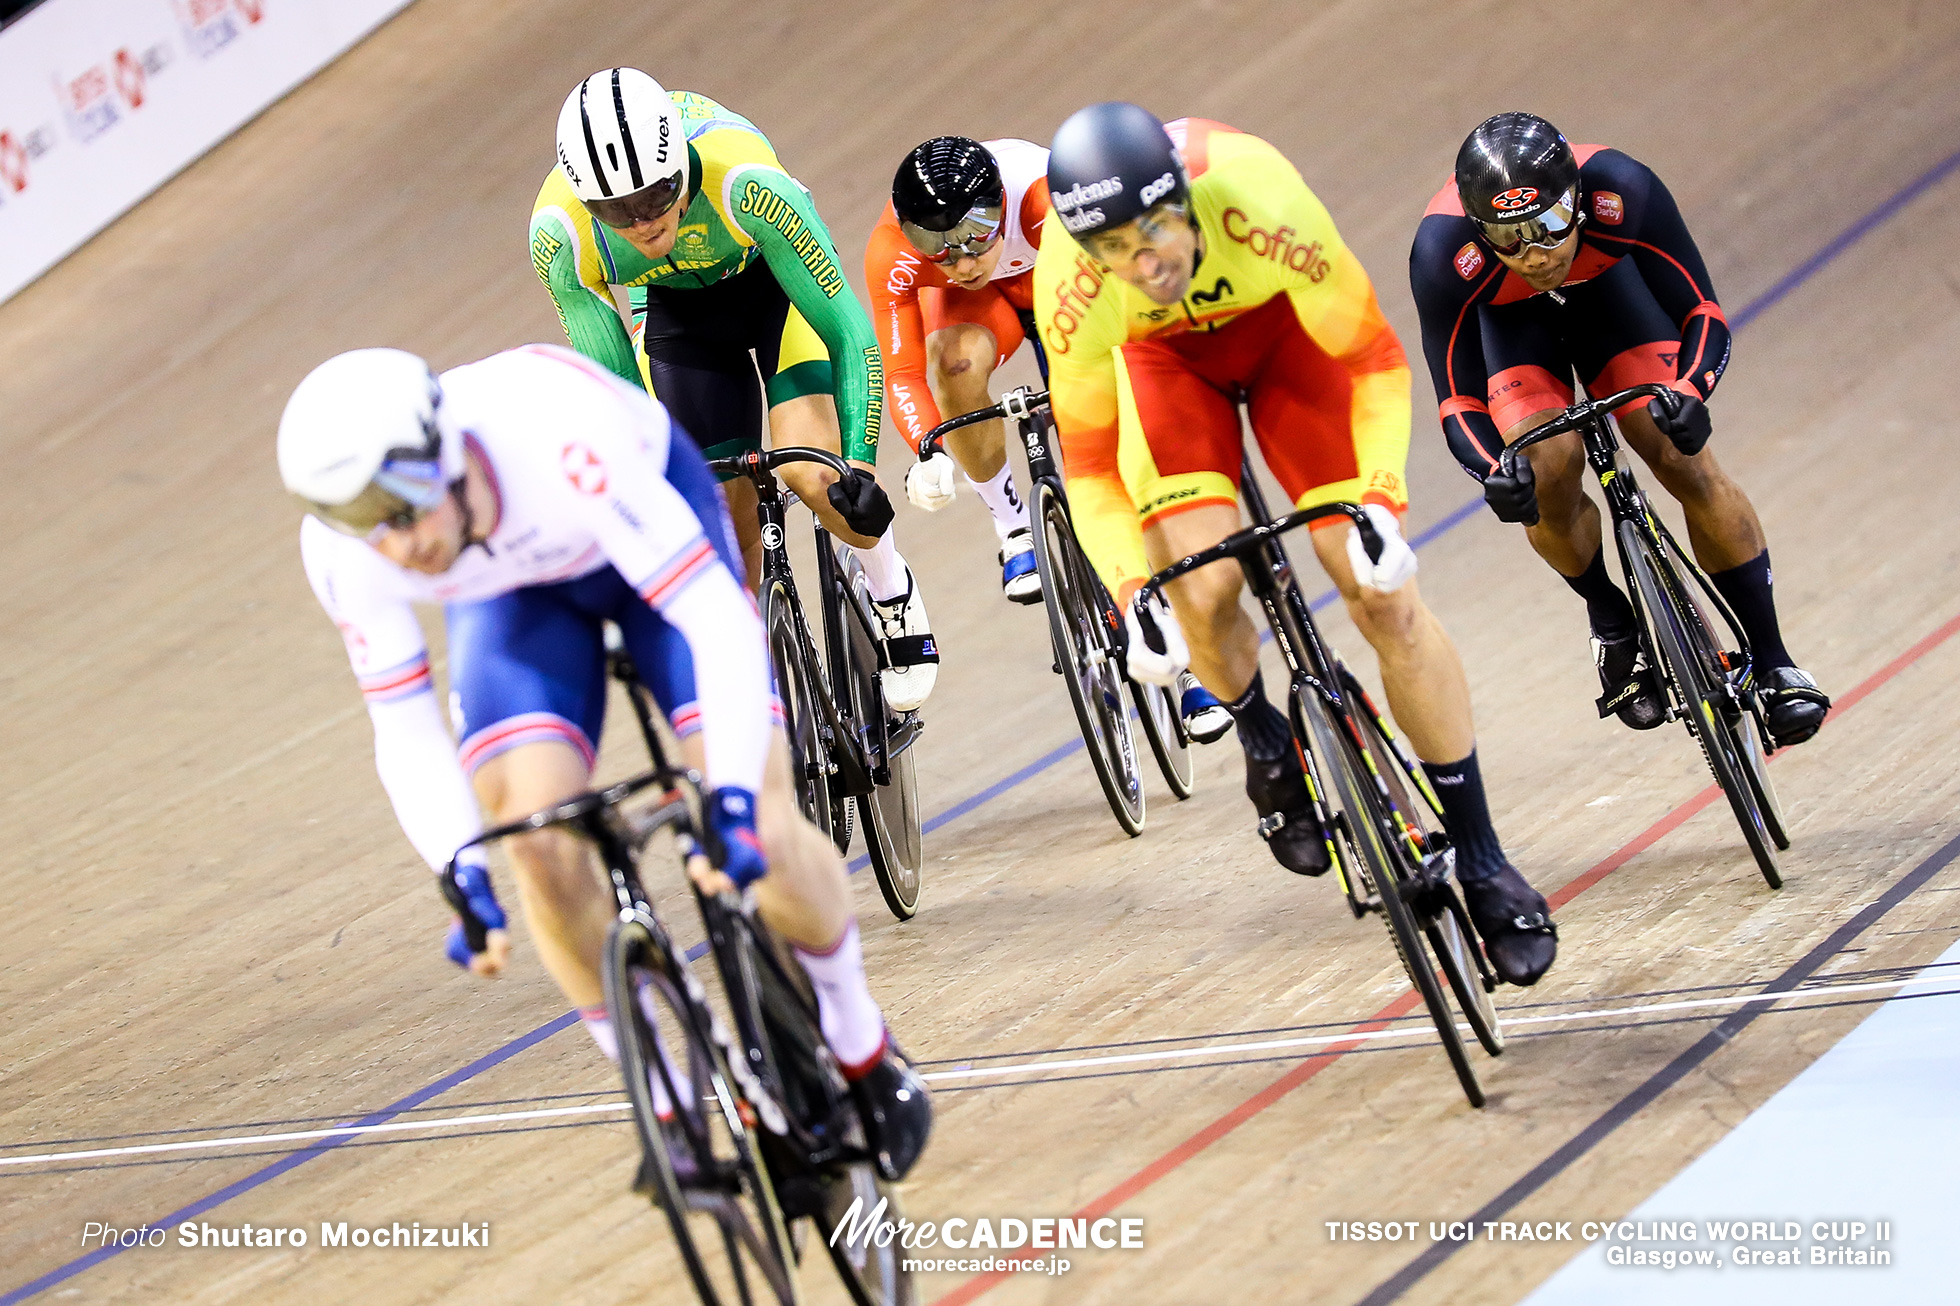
[
  {"xmin": 442, "ymin": 647, "xmax": 915, "ymax": 1305},
  {"xmin": 1137, "ymin": 465, "xmax": 1502, "ymax": 1108},
  {"xmin": 709, "ymin": 446, "xmax": 925, "ymax": 920},
  {"xmin": 1499, "ymin": 383, "xmax": 1787, "ymax": 888},
  {"xmin": 920, "ymin": 387, "xmax": 1193, "ymax": 837}
]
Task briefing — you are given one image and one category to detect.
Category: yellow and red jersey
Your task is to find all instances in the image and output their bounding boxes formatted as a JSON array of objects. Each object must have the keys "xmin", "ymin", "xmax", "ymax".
[{"xmin": 1033, "ymin": 118, "xmax": 1411, "ymax": 599}]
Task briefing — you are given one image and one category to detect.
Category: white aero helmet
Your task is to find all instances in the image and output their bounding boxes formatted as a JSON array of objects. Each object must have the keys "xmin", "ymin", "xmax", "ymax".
[
  {"xmin": 277, "ymin": 347, "xmax": 459, "ymax": 537},
  {"xmin": 555, "ymin": 68, "xmax": 690, "ymax": 229}
]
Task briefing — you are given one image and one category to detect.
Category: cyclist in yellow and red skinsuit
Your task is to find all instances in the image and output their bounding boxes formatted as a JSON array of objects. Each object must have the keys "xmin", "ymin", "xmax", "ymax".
[{"xmin": 1035, "ymin": 103, "xmax": 1556, "ymax": 985}]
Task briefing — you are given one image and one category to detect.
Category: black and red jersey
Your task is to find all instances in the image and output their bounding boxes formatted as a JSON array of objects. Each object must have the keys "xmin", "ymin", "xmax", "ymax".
[{"xmin": 1408, "ymin": 146, "xmax": 1732, "ymax": 480}]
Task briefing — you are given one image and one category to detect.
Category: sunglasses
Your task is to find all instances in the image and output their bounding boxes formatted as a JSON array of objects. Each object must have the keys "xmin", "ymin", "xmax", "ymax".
[
  {"xmin": 1476, "ymin": 187, "xmax": 1583, "ymax": 256},
  {"xmin": 900, "ymin": 204, "xmax": 1004, "ymax": 264},
  {"xmin": 586, "ymin": 171, "xmax": 687, "ymax": 230}
]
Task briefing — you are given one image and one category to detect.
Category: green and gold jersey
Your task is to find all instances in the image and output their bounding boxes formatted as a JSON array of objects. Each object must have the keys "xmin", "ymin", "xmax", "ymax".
[{"xmin": 529, "ymin": 92, "xmax": 883, "ymax": 461}]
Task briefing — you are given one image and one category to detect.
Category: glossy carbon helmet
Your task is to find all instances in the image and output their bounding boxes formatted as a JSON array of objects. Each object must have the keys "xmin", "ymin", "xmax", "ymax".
[
  {"xmin": 1454, "ymin": 112, "xmax": 1583, "ymax": 254},
  {"xmin": 555, "ymin": 68, "xmax": 690, "ymax": 229},
  {"xmin": 892, "ymin": 136, "xmax": 1006, "ymax": 262},
  {"xmin": 1046, "ymin": 101, "xmax": 1186, "ymax": 240},
  {"xmin": 278, "ymin": 348, "xmax": 459, "ymax": 538}
]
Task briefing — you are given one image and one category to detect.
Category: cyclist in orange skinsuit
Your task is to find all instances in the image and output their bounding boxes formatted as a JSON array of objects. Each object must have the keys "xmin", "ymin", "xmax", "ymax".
[
  {"xmin": 1036, "ymin": 102, "xmax": 1556, "ymax": 986},
  {"xmin": 868, "ymin": 134, "xmax": 1231, "ymax": 738}
]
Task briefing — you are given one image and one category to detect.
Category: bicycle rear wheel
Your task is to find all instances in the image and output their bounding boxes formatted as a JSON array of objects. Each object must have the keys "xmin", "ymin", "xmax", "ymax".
[
  {"xmin": 1340, "ymin": 667, "xmax": 1502, "ymax": 1058},
  {"xmin": 603, "ymin": 916, "xmax": 800, "ymax": 1305},
  {"xmin": 840, "ymin": 576, "xmax": 924, "ymax": 920},
  {"xmin": 1031, "ymin": 481, "xmax": 1145, "ymax": 835},
  {"xmin": 1294, "ymin": 684, "xmax": 1485, "ymax": 1107},
  {"xmin": 763, "ymin": 579, "xmax": 836, "ymax": 847},
  {"xmin": 1131, "ymin": 678, "xmax": 1195, "ymax": 799},
  {"xmin": 1623, "ymin": 521, "xmax": 1781, "ymax": 888}
]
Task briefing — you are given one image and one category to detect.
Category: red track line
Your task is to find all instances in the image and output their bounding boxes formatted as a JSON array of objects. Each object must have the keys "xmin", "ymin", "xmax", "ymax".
[{"xmin": 929, "ymin": 609, "xmax": 1960, "ymax": 1306}]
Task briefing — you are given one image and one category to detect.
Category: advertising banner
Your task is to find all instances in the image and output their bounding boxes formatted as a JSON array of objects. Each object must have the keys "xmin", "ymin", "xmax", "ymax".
[{"xmin": 0, "ymin": 0, "xmax": 417, "ymax": 304}]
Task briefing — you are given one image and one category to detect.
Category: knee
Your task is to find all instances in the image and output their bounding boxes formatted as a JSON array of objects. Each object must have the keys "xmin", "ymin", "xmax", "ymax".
[
  {"xmin": 505, "ymin": 830, "xmax": 591, "ymax": 908},
  {"xmin": 1346, "ymin": 587, "xmax": 1425, "ymax": 656},
  {"xmin": 1525, "ymin": 443, "xmax": 1588, "ymax": 524},
  {"xmin": 1169, "ymin": 565, "xmax": 1242, "ymax": 639},
  {"xmin": 928, "ymin": 326, "xmax": 995, "ymax": 394}
]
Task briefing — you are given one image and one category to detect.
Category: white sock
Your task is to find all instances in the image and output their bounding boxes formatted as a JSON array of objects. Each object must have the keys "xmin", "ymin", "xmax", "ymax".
[
  {"xmin": 580, "ymin": 992, "xmax": 693, "ymax": 1116},
  {"xmin": 967, "ymin": 465, "xmax": 1029, "ymax": 542},
  {"xmin": 793, "ymin": 921, "xmax": 887, "ymax": 1076},
  {"xmin": 852, "ymin": 530, "xmax": 910, "ymax": 603}
]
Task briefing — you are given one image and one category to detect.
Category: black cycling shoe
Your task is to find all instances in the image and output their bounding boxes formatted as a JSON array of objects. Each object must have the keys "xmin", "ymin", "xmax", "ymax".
[
  {"xmin": 1592, "ymin": 633, "xmax": 1666, "ymax": 730},
  {"xmin": 1460, "ymin": 864, "xmax": 1558, "ymax": 987},
  {"xmin": 1761, "ymin": 665, "xmax": 1830, "ymax": 747},
  {"xmin": 1244, "ymin": 750, "xmax": 1331, "ymax": 876},
  {"xmin": 850, "ymin": 1039, "xmax": 933, "ymax": 1182}
]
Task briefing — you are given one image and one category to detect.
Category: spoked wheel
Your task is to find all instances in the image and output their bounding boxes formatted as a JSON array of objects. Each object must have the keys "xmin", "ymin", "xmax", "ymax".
[
  {"xmin": 763, "ymin": 579, "xmax": 835, "ymax": 845},
  {"xmin": 1294, "ymin": 685, "xmax": 1485, "ymax": 1108},
  {"xmin": 1131, "ymin": 678, "xmax": 1195, "ymax": 799},
  {"xmin": 840, "ymin": 576, "xmax": 924, "ymax": 921},
  {"xmin": 1623, "ymin": 522, "xmax": 1781, "ymax": 888},
  {"xmin": 603, "ymin": 917, "xmax": 800, "ymax": 1305},
  {"xmin": 1030, "ymin": 482, "xmax": 1145, "ymax": 836},
  {"xmin": 1340, "ymin": 666, "xmax": 1502, "ymax": 1058}
]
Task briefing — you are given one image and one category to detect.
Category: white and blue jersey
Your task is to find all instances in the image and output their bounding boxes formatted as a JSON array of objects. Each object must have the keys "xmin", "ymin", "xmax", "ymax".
[{"xmin": 301, "ymin": 343, "xmax": 773, "ymax": 872}]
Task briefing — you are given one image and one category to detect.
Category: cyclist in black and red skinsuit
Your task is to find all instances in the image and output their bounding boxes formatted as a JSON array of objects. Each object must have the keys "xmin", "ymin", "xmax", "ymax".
[{"xmin": 1409, "ymin": 112, "xmax": 1828, "ymax": 747}]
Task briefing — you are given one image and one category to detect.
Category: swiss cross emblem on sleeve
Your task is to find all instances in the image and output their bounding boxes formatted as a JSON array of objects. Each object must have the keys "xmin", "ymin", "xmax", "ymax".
[{"xmin": 560, "ymin": 442, "xmax": 609, "ymax": 495}]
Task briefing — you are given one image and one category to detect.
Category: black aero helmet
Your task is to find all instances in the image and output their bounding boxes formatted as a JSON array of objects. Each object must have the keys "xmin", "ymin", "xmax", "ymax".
[
  {"xmin": 1455, "ymin": 112, "xmax": 1579, "ymax": 225},
  {"xmin": 892, "ymin": 136, "xmax": 1003, "ymax": 231},
  {"xmin": 1047, "ymin": 101, "xmax": 1187, "ymax": 241}
]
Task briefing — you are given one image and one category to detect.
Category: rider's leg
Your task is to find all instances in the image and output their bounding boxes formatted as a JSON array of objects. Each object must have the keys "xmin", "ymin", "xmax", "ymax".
[
  {"xmin": 768, "ymin": 393, "xmax": 883, "ymax": 549},
  {"xmin": 925, "ymin": 316, "xmax": 1038, "ymax": 602},
  {"xmin": 719, "ymin": 475, "xmax": 765, "ymax": 591}
]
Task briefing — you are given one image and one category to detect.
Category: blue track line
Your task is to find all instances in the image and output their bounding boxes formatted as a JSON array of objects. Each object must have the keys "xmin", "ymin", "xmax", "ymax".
[{"xmin": 9, "ymin": 140, "xmax": 1960, "ymax": 1306}]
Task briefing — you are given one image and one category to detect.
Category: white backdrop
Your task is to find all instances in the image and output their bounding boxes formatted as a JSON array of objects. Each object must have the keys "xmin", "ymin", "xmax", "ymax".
[{"xmin": 0, "ymin": 0, "xmax": 416, "ymax": 304}]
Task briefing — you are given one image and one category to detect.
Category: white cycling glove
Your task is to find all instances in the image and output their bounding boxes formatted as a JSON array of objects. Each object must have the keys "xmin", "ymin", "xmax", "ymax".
[
  {"xmin": 1123, "ymin": 590, "xmax": 1190, "ymax": 687},
  {"xmin": 1346, "ymin": 503, "xmax": 1419, "ymax": 594},
  {"xmin": 905, "ymin": 453, "xmax": 958, "ymax": 512}
]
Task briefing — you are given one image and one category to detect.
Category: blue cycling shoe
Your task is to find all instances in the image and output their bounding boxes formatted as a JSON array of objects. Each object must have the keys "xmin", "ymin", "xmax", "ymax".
[
  {"xmin": 1178, "ymin": 673, "xmax": 1233, "ymax": 744},
  {"xmin": 1000, "ymin": 529, "xmax": 1041, "ymax": 605}
]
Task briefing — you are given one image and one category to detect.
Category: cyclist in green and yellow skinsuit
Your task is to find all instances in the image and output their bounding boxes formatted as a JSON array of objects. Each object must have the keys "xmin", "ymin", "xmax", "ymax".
[{"xmin": 532, "ymin": 69, "xmax": 936, "ymax": 711}]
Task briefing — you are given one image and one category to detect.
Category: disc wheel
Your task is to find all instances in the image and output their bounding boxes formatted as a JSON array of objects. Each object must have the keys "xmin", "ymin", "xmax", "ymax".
[
  {"xmin": 1131, "ymin": 677, "xmax": 1195, "ymax": 799},
  {"xmin": 1623, "ymin": 521, "xmax": 1781, "ymax": 888},
  {"xmin": 1030, "ymin": 481, "xmax": 1145, "ymax": 836},
  {"xmin": 603, "ymin": 917, "xmax": 800, "ymax": 1305},
  {"xmin": 763, "ymin": 579, "xmax": 835, "ymax": 844},
  {"xmin": 1295, "ymin": 685, "xmax": 1485, "ymax": 1108},
  {"xmin": 842, "ymin": 577, "xmax": 924, "ymax": 921},
  {"xmin": 1341, "ymin": 666, "xmax": 1502, "ymax": 1057}
]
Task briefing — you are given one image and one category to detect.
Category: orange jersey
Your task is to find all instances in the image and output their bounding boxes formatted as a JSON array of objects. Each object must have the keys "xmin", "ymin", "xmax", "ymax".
[
  {"xmin": 1033, "ymin": 118, "xmax": 1412, "ymax": 598},
  {"xmin": 865, "ymin": 139, "xmax": 1050, "ymax": 449}
]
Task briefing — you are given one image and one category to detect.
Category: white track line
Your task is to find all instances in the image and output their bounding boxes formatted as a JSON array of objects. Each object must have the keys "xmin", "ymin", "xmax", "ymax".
[{"xmin": 4, "ymin": 974, "xmax": 1950, "ymax": 1169}]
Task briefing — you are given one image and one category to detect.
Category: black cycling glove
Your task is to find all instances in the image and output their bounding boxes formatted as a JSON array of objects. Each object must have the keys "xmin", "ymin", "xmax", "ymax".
[
  {"xmin": 1648, "ymin": 388, "xmax": 1712, "ymax": 456},
  {"xmin": 827, "ymin": 468, "xmax": 895, "ymax": 538},
  {"xmin": 1483, "ymin": 459, "xmax": 1539, "ymax": 526}
]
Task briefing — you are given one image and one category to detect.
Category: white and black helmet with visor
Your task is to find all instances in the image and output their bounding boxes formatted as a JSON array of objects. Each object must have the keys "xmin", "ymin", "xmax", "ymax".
[
  {"xmin": 555, "ymin": 68, "xmax": 691, "ymax": 230},
  {"xmin": 1455, "ymin": 112, "xmax": 1584, "ymax": 257},
  {"xmin": 278, "ymin": 348, "xmax": 461, "ymax": 540}
]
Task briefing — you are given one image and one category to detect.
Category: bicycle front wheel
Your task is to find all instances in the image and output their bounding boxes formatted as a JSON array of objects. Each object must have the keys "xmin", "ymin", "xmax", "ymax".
[
  {"xmin": 1131, "ymin": 678, "xmax": 1195, "ymax": 799},
  {"xmin": 1623, "ymin": 521, "xmax": 1781, "ymax": 888},
  {"xmin": 1031, "ymin": 481, "xmax": 1145, "ymax": 836},
  {"xmin": 1294, "ymin": 684, "xmax": 1485, "ymax": 1108},
  {"xmin": 1341, "ymin": 667, "xmax": 1502, "ymax": 1058},
  {"xmin": 841, "ymin": 578, "xmax": 924, "ymax": 920},
  {"xmin": 763, "ymin": 578, "xmax": 837, "ymax": 847},
  {"xmin": 603, "ymin": 916, "xmax": 801, "ymax": 1306}
]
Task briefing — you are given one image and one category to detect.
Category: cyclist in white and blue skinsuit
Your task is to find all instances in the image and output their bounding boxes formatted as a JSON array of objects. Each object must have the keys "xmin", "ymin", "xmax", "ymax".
[{"xmin": 279, "ymin": 343, "xmax": 931, "ymax": 1183}]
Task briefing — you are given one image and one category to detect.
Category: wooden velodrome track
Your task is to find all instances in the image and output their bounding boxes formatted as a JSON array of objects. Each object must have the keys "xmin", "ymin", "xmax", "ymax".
[{"xmin": 3, "ymin": 1, "xmax": 1958, "ymax": 1302}]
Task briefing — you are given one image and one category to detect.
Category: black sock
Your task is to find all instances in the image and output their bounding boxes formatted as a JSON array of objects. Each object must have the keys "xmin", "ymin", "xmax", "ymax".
[
  {"xmin": 1709, "ymin": 550, "xmax": 1792, "ymax": 671},
  {"xmin": 1562, "ymin": 547, "xmax": 1638, "ymax": 642},
  {"xmin": 1421, "ymin": 751, "xmax": 1507, "ymax": 882},
  {"xmin": 1225, "ymin": 671, "xmax": 1293, "ymax": 762}
]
